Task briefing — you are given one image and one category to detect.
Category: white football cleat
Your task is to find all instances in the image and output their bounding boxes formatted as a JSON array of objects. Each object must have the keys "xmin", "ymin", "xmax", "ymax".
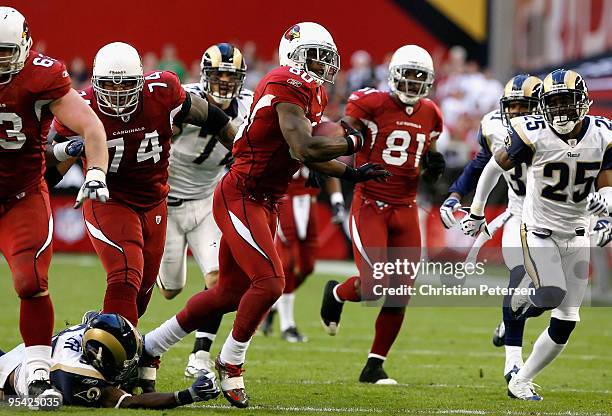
[
  {"xmin": 508, "ymin": 376, "xmax": 542, "ymax": 401},
  {"xmin": 185, "ymin": 350, "xmax": 214, "ymax": 378}
]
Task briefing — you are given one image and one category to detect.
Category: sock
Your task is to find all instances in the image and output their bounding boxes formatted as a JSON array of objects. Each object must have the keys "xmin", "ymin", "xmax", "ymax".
[
  {"xmin": 145, "ymin": 316, "xmax": 188, "ymax": 357},
  {"xmin": 504, "ymin": 346, "xmax": 523, "ymax": 375},
  {"xmin": 503, "ymin": 318, "xmax": 526, "ymax": 347},
  {"xmin": 103, "ymin": 282, "xmax": 139, "ymax": 326},
  {"xmin": 220, "ymin": 332, "xmax": 251, "ymax": 365},
  {"xmin": 25, "ymin": 345, "xmax": 52, "ymax": 383},
  {"xmin": 335, "ymin": 276, "xmax": 360, "ymax": 302},
  {"xmin": 370, "ymin": 308, "xmax": 405, "ymax": 357},
  {"xmin": 20, "ymin": 295, "xmax": 53, "ymax": 347},
  {"xmin": 517, "ymin": 327, "xmax": 565, "ymax": 381},
  {"xmin": 365, "ymin": 355, "xmax": 385, "ymax": 367},
  {"xmin": 278, "ymin": 293, "xmax": 296, "ymax": 332},
  {"xmin": 193, "ymin": 332, "xmax": 216, "ymax": 353}
]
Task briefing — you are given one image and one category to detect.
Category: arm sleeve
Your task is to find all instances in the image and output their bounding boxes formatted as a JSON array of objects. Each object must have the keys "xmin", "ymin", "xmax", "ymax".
[
  {"xmin": 470, "ymin": 158, "xmax": 506, "ymax": 216},
  {"xmin": 448, "ymin": 127, "xmax": 492, "ymax": 196},
  {"xmin": 506, "ymin": 125, "xmax": 535, "ymax": 166},
  {"xmin": 266, "ymin": 82, "xmax": 310, "ymax": 112}
]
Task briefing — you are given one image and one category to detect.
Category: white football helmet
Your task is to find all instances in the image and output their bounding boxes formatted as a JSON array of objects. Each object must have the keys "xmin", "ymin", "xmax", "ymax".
[
  {"xmin": 388, "ymin": 45, "xmax": 434, "ymax": 105},
  {"xmin": 0, "ymin": 7, "xmax": 32, "ymax": 76},
  {"xmin": 92, "ymin": 42, "xmax": 144, "ymax": 117},
  {"xmin": 278, "ymin": 22, "xmax": 339, "ymax": 85}
]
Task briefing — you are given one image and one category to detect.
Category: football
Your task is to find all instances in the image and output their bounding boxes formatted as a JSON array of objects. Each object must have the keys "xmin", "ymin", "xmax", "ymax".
[{"xmin": 312, "ymin": 121, "xmax": 345, "ymax": 138}]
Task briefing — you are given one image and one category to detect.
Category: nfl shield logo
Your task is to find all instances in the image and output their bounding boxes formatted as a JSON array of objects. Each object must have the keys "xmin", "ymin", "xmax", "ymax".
[{"xmin": 155, "ymin": 215, "xmax": 162, "ymax": 225}]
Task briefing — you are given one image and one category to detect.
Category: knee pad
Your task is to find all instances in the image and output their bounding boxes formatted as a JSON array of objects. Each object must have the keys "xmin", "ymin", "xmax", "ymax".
[
  {"xmin": 548, "ymin": 317, "xmax": 576, "ymax": 344},
  {"xmin": 14, "ymin": 273, "xmax": 44, "ymax": 299},
  {"xmin": 255, "ymin": 275, "xmax": 285, "ymax": 301},
  {"xmin": 530, "ymin": 286, "xmax": 566, "ymax": 309},
  {"xmin": 503, "ymin": 265, "xmax": 527, "ymax": 311}
]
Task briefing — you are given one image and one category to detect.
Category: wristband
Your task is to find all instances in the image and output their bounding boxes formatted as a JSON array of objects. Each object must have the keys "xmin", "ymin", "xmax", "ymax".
[
  {"xmin": 53, "ymin": 141, "xmax": 71, "ymax": 162},
  {"xmin": 330, "ymin": 192, "xmax": 344, "ymax": 205}
]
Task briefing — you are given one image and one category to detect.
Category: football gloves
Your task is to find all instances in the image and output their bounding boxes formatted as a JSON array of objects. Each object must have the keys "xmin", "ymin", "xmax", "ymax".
[
  {"xmin": 75, "ymin": 167, "xmax": 109, "ymax": 208},
  {"xmin": 439, "ymin": 196, "xmax": 461, "ymax": 229},
  {"xmin": 421, "ymin": 151, "xmax": 445, "ymax": 183},
  {"xmin": 341, "ymin": 162, "xmax": 390, "ymax": 183},
  {"xmin": 460, "ymin": 212, "xmax": 490, "ymax": 237},
  {"xmin": 586, "ymin": 192, "xmax": 610, "ymax": 216},
  {"xmin": 593, "ymin": 219, "xmax": 612, "ymax": 247},
  {"xmin": 175, "ymin": 372, "xmax": 220, "ymax": 405},
  {"xmin": 341, "ymin": 120, "xmax": 364, "ymax": 155}
]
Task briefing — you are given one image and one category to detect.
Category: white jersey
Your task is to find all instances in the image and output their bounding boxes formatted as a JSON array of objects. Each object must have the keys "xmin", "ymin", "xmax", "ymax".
[
  {"xmin": 507, "ymin": 114, "xmax": 612, "ymax": 234},
  {"xmin": 480, "ymin": 110, "xmax": 526, "ymax": 216},
  {"xmin": 168, "ymin": 84, "xmax": 253, "ymax": 200}
]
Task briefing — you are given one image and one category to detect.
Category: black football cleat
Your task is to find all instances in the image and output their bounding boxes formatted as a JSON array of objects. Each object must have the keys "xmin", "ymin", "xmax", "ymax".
[
  {"xmin": 215, "ymin": 356, "xmax": 248, "ymax": 408},
  {"xmin": 359, "ymin": 362, "xmax": 397, "ymax": 385},
  {"xmin": 492, "ymin": 321, "xmax": 505, "ymax": 347},
  {"xmin": 281, "ymin": 326, "xmax": 308, "ymax": 343},
  {"xmin": 27, "ymin": 378, "xmax": 63, "ymax": 410},
  {"xmin": 261, "ymin": 309, "xmax": 276, "ymax": 337},
  {"xmin": 320, "ymin": 280, "xmax": 344, "ymax": 336}
]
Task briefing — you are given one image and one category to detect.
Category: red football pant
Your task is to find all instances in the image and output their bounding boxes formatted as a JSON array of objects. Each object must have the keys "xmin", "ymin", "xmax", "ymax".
[
  {"xmin": 176, "ymin": 173, "xmax": 285, "ymax": 343},
  {"xmin": 337, "ymin": 193, "xmax": 421, "ymax": 357},
  {"xmin": 0, "ymin": 183, "xmax": 54, "ymax": 347},
  {"xmin": 83, "ymin": 199, "xmax": 167, "ymax": 326},
  {"xmin": 275, "ymin": 194, "xmax": 318, "ymax": 293}
]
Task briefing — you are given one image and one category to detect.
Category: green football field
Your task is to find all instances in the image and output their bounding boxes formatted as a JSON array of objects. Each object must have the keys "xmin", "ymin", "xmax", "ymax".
[{"xmin": 0, "ymin": 254, "xmax": 610, "ymax": 415}]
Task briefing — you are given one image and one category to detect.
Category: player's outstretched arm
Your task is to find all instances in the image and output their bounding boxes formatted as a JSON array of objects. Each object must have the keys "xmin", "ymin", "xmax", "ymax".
[
  {"xmin": 180, "ymin": 92, "xmax": 235, "ymax": 150},
  {"xmin": 100, "ymin": 373, "xmax": 220, "ymax": 409},
  {"xmin": 307, "ymin": 160, "xmax": 390, "ymax": 183},
  {"xmin": 277, "ymin": 103, "xmax": 362, "ymax": 162}
]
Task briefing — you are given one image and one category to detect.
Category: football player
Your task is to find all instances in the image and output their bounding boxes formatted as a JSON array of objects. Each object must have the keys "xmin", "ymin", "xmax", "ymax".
[
  {"xmin": 0, "ymin": 313, "xmax": 219, "ymax": 409},
  {"xmin": 441, "ymin": 75, "xmax": 544, "ymax": 382},
  {"xmin": 48, "ymin": 42, "xmax": 236, "ymax": 331},
  {"xmin": 155, "ymin": 43, "xmax": 253, "ymax": 378},
  {"xmin": 0, "ymin": 7, "xmax": 109, "ymax": 404},
  {"xmin": 319, "ymin": 45, "xmax": 445, "ymax": 383},
  {"xmin": 138, "ymin": 22, "xmax": 388, "ymax": 408},
  {"xmin": 263, "ymin": 167, "xmax": 346, "ymax": 342},
  {"xmin": 461, "ymin": 69, "xmax": 612, "ymax": 400}
]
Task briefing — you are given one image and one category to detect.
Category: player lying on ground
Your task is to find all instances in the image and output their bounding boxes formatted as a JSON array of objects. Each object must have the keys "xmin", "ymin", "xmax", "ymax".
[
  {"xmin": 0, "ymin": 313, "xmax": 219, "ymax": 409},
  {"xmin": 441, "ymin": 74, "xmax": 547, "ymax": 383},
  {"xmin": 0, "ymin": 7, "xmax": 109, "ymax": 406},
  {"xmin": 461, "ymin": 69, "xmax": 612, "ymax": 400}
]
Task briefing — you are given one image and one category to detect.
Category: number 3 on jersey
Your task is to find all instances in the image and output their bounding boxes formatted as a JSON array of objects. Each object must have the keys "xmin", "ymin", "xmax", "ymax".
[
  {"xmin": 382, "ymin": 130, "xmax": 426, "ymax": 167},
  {"xmin": 107, "ymin": 131, "xmax": 162, "ymax": 173}
]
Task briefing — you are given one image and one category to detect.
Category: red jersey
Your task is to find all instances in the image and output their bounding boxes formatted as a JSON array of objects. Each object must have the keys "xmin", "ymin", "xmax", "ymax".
[
  {"xmin": 346, "ymin": 88, "xmax": 443, "ymax": 204},
  {"xmin": 0, "ymin": 51, "xmax": 71, "ymax": 198},
  {"xmin": 54, "ymin": 71, "xmax": 186, "ymax": 209},
  {"xmin": 231, "ymin": 66, "xmax": 327, "ymax": 200},
  {"xmin": 287, "ymin": 166, "xmax": 319, "ymax": 197}
]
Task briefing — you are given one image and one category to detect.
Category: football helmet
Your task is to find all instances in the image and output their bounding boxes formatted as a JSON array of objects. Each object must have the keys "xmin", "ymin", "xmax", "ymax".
[
  {"xmin": 92, "ymin": 42, "xmax": 144, "ymax": 117},
  {"xmin": 0, "ymin": 7, "xmax": 32, "ymax": 76},
  {"xmin": 279, "ymin": 22, "xmax": 339, "ymax": 85},
  {"xmin": 499, "ymin": 74, "xmax": 542, "ymax": 126},
  {"xmin": 201, "ymin": 43, "xmax": 246, "ymax": 106},
  {"xmin": 540, "ymin": 69, "xmax": 591, "ymax": 135},
  {"xmin": 388, "ymin": 45, "xmax": 434, "ymax": 105},
  {"xmin": 81, "ymin": 313, "xmax": 143, "ymax": 385}
]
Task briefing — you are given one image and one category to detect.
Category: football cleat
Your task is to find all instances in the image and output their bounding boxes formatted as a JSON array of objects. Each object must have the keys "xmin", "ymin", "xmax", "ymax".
[
  {"xmin": 508, "ymin": 376, "xmax": 542, "ymax": 401},
  {"xmin": 281, "ymin": 326, "xmax": 308, "ymax": 343},
  {"xmin": 492, "ymin": 321, "xmax": 505, "ymax": 347},
  {"xmin": 261, "ymin": 309, "xmax": 276, "ymax": 337},
  {"xmin": 185, "ymin": 350, "xmax": 214, "ymax": 378},
  {"xmin": 27, "ymin": 377, "xmax": 63, "ymax": 410},
  {"xmin": 359, "ymin": 364, "xmax": 397, "ymax": 385},
  {"xmin": 320, "ymin": 280, "xmax": 344, "ymax": 336},
  {"xmin": 215, "ymin": 356, "xmax": 248, "ymax": 408}
]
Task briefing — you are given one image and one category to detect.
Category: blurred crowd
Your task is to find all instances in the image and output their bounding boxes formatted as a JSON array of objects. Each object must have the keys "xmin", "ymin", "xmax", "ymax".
[{"xmin": 41, "ymin": 41, "xmax": 508, "ymax": 205}]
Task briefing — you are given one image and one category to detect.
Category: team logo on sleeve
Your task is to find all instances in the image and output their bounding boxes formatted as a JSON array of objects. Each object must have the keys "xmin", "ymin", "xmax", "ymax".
[
  {"xmin": 283, "ymin": 25, "xmax": 301, "ymax": 41},
  {"xmin": 504, "ymin": 134, "xmax": 512, "ymax": 149},
  {"xmin": 287, "ymin": 78, "xmax": 302, "ymax": 88}
]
